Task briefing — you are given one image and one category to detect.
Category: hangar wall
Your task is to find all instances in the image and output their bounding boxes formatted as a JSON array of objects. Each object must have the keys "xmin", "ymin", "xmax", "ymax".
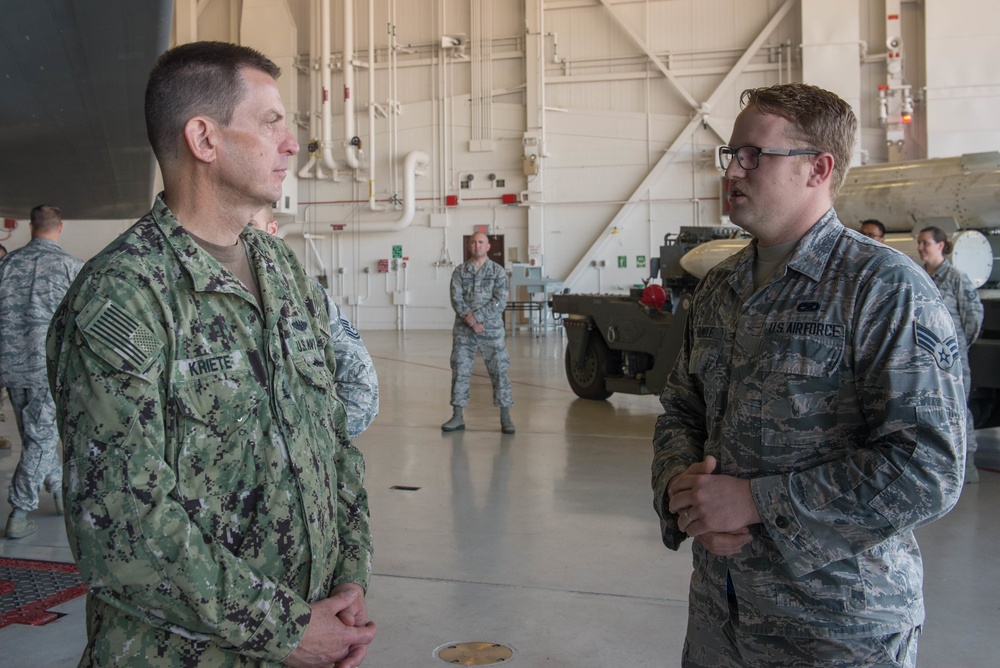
[{"xmin": 6, "ymin": 0, "xmax": 999, "ymax": 331}]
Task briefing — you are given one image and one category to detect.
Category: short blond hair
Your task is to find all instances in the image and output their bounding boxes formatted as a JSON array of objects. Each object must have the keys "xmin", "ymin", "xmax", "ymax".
[{"xmin": 740, "ymin": 83, "xmax": 857, "ymax": 197}]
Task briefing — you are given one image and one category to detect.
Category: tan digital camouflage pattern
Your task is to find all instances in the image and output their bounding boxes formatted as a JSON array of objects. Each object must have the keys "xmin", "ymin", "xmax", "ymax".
[
  {"xmin": 929, "ymin": 258, "xmax": 983, "ymax": 457},
  {"xmin": 46, "ymin": 196, "xmax": 372, "ymax": 666},
  {"xmin": 449, "ymin": 259, "xmax": 512, "ymax": 408},
  {"xmin": 652, "ymin": 212, "xmax": 965, "ymax": 640}
]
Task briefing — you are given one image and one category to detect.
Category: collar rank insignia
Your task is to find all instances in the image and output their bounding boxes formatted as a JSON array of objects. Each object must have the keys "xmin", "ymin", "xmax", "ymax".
[{"xmin": 914, "ymin": 322, "xmax": 959, "ymax": 370}]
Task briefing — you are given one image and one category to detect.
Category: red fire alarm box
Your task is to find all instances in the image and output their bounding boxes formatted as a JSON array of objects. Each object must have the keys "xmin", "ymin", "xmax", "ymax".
[{"xmin": 501, "ymin": 193, "xmax": 518, "ymax": 205}]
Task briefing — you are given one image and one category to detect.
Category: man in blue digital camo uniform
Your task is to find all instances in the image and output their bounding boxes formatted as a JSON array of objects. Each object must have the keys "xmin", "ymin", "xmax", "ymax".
[
  {"xmin": 0, "ymin": 205, "xmax": 82, "ymax": 539},
  {"xmin": 652, "ymin": 83, "xmax": 965, "ymax": 668},
  {"xmin": 250, "ymin": 207, "xmax": 379, "ymax": 439},
  {"xmin": 442, "ymin": 232, "xmax": 514, "ymax": 434},
  {"xmin": 47, "ymin": 42, "xmax": 375, "ymax": 667}
]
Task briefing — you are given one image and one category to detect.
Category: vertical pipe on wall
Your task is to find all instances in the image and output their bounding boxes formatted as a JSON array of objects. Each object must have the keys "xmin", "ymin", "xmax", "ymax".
[
  {"xmin": 343, "ymin": 0, "xmax": 360, "ymax": 168},
  {"xmin": 320, "ymin": 0, "xmax": 339, "ymax": 172},
  {"xmin": 367, "ymin": 0, "xmax": 381, "ymax": 209},
  {"xmin": 389, "ymin": 0, "xmax": 399, "ymax": 197},
  {"xmin": 299, "ymin": 0, "xmax": 323, "ymax": 178}
]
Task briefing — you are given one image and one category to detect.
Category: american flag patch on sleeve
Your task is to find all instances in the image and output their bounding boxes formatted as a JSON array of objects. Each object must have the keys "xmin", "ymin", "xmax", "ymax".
[{"xmin": 80, "ymin": 298, "xmax": 161, "ymax": 374}]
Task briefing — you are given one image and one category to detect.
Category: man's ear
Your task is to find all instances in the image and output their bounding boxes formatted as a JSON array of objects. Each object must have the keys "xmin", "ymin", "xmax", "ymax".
[
  {"xmin": 267, "ymin": 221, "xmax": 279, "ymax": 235},
  {"xmin": 183, "ymin": 116, "xmax": 219, "ymax": 164},
  {"xmin": 807, "ymin": 153, "xmax": 836, "ymax": 188}
]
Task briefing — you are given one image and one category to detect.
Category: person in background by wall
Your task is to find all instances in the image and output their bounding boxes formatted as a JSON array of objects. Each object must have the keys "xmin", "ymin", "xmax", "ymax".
[
  {"xmin": 250, "ymin": 206, "xmax": 379, "ymax": 438},
  {"xmin": 442, "ymin": 232, "xmax": 514, "ymax": 434},
  {"xmin": 917, "ymin": 225, "xmax": 984, "ymax": 484},
  {"xmin": 0, "ymin": 205, "xmax": 83, "ymax": 538},
  {"xmin": 47, "ymin": 41, "xmax": 375, "ymax": 667},
  {"xmin": 653, "ymin": 83, "xmax": 965, "ymax": 668},
  {"xmin": 859, "ymin": 218, "xmax": 885, "ymax": 242}
]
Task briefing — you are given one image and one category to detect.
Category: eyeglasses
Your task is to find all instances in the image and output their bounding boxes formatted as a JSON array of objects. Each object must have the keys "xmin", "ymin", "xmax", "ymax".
[{"xmin": 719, "ymin": 145, "xmax": 821, "ymax": 171}]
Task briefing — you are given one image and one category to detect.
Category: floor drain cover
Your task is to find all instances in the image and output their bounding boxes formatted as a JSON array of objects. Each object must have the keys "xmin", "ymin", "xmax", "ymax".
[{"xmin": 436, "ymin": 641, "xmax": 514, "ymax": 665}]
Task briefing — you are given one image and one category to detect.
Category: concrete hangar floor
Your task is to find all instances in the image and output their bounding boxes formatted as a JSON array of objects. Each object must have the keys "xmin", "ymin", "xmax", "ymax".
[{"xmin": 1, "ymin": 329, "xmax": 997, "ymax": 667}]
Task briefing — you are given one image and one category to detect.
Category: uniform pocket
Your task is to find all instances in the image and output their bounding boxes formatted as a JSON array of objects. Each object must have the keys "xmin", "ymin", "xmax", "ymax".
[
  {"xmin": 172, "ymin": 368, "xmax": 267, "ymax": 500},
  {"xmin": 688, "ymin": 326, "xmax": 733, "ymax": 416},
  {"xmin": 760, "ymin": 327, "xmax": 845, "ymax": 452}
]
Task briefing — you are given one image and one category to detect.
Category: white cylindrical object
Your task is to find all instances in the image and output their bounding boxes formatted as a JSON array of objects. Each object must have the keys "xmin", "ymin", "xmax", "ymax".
[
  {"xmin": 835, "ymin": 152, "xmax": 1000, "ymax": 233},
  {"xmin": 678, "ymin": 230, "xmax": 993, "ymax": 289},
  {"xmin": 678, "ymin": 238, "xmax": 750, "ymax": 279},
  {"xmin": 948, "ymin": 230, "xmax": 993, "ymax": 288}
]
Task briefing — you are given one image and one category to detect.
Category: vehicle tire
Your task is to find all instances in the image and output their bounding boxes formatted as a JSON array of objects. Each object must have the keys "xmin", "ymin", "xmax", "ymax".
[{"xmin": 565, "ymin": 334, "xmax": 613, "ymax": 400}]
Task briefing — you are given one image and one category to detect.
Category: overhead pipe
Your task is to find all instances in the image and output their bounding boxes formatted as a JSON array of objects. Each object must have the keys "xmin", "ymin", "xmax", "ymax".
[
  {"xmin": 342, "ymin": 0, "xmax": 360, "ymax": 169},
  {"xmin": 277, "ymin": 150, "xmax": 430, "ymax": 239}
]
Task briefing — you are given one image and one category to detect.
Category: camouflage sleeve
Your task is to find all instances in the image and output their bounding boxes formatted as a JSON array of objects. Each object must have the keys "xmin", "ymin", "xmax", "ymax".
[
  {"xmin": 322, "ymin": 287, "xmax": 379, "ymax": 438},
  {"xmin": 316, "ymin": 283, "xmax": 373, "ymax": 591},
  {"xmin": 46, "ymin": 274, "xmax": 312, "ymax": 662},
  {"xmin": 751, "ymin": 261, "xmax": 966, "ymax": 577},
  {"xmin": 651, "ymin": 288, "xmax": 708, "ymax": 551},
  {"xmin": 472, "ymin": 264, "xmax": 508, "ymax": 323},
  {"xmin": 450, "ymin": 266, "xmax": 469, "ymax": 316},
  {"xmin": 957, "ymin": 272, "xmax": 984, "ymax": 346}
]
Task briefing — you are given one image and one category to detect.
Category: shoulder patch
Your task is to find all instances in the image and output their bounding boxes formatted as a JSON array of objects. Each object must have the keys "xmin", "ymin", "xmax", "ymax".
[
  {"xmin": 914, "ymin": 322, "xmax": 958, "ymax": 370},
  {"xmin": 80, "ymin": 298, "xmax": 162, "ymax": 374},
  {"xmin": 340, "ymin": 317, "xmax": 361, "ymax": 340}
]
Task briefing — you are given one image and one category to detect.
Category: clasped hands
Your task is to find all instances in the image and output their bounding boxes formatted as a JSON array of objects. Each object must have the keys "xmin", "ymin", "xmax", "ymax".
[
  {"xmin": 284, "ymin": 583, "xmax": 376, "ymax": 668},
  {"xmin": 463, "ymin": 311, "xmax": 485, "ymax": 333},
  {"xmin": 666, "ymin": 455, "xmax": 760, "ymax": 557}
]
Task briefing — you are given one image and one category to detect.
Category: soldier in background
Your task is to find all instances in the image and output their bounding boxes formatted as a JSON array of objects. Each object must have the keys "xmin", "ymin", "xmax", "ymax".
[
  {"xmin": 859, "ymin": 218, "xmax": 886, "ymax": 241},
  {"xmin": 47, "ymin": 42, "xmax": 375, "ymax": 667},
  {"xmin": 0, "ymin": 205, "xmax": 82, "ymax": 538},
  {"xmin": 442, "ymin": 232, "xmax": 514, "ymax": 434},
  {"xmin": 653, "ymin": 83, "xmax": 965, "ymax": 667},
  {"xmin": 250, "ymin": 206, "xmax": 379, "ymax": 438},
  {"xmin": 918, "ymin": 225, "xmax": 984, "ymax": 483}
]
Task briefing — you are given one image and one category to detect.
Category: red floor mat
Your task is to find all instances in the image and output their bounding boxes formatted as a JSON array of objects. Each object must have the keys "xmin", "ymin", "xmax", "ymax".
[{"xmin": 0, "ymin": 557, "xmax": 87, "ymax": 628}]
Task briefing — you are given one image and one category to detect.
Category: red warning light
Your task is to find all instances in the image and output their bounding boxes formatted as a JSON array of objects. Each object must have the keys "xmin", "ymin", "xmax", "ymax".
[{"xmin": 901, "ymin": 113, "xmax": 913, "ymax": 124}]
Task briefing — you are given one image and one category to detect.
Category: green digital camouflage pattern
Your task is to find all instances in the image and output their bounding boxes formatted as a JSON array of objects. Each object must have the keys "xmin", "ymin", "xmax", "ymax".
[
  {"xmin": 652, "ymin": 212, "xmax": 965, "ymax": 641},
  {"xmin": 46, "ymin": 195, "xmax": 372, "ymax": 666},
  {"xmin": 449, "ymin": 259, "xmax": 512, "ymax": 408},
  {"xmin": 929, "ymin": 258, "xmax": 983, "ymax": 456}
]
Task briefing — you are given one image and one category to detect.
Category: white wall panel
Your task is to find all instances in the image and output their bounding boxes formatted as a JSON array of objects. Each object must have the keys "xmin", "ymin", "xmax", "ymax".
[
  {"xmin": 800, "ymin": 0, "xmax": 861, "ymax": 151},
  {"xmin": 925, "ymin": 0, "xmax": 1000, "ymax": 156}
]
